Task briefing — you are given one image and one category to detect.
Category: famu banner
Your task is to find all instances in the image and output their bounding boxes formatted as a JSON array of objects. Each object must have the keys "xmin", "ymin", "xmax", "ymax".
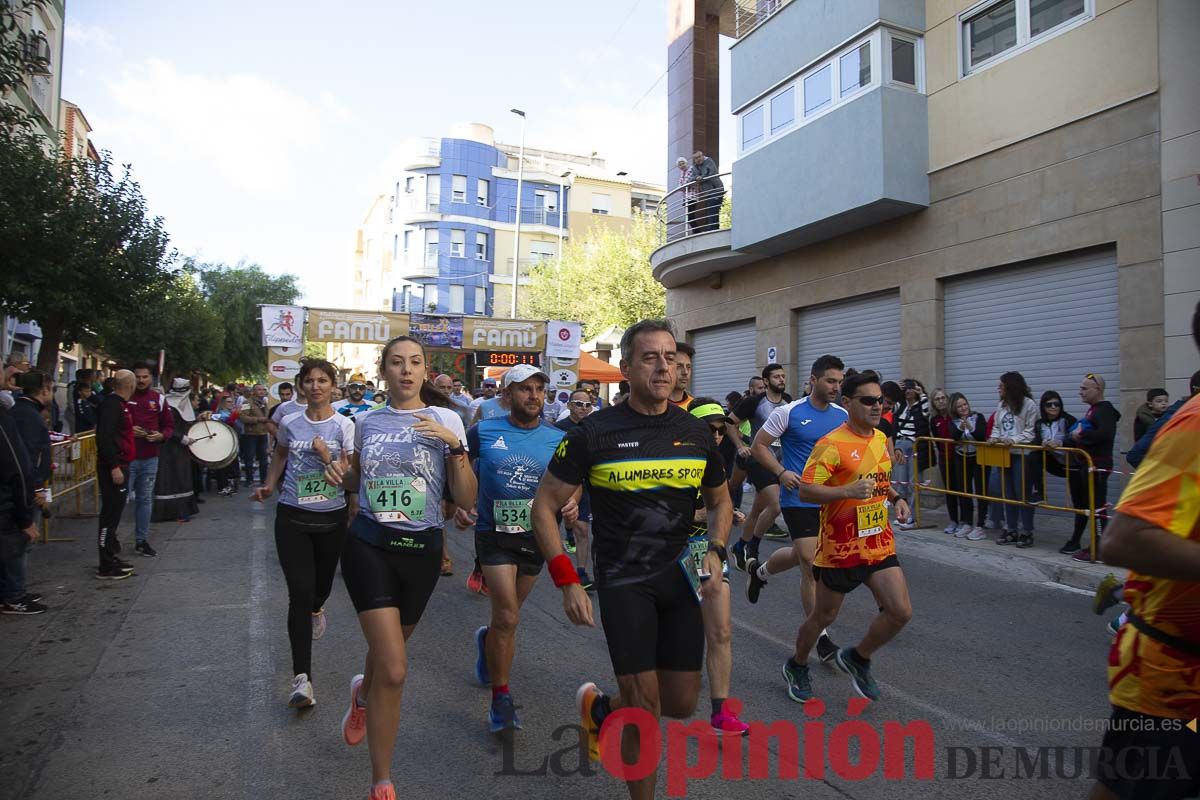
[{"xmin": 306, "ymin": 309, "xmax": 411, "ymax": 344}]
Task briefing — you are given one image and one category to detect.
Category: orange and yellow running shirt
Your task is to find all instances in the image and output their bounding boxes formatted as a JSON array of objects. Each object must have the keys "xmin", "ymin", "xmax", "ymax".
[
  {"xmin": 800, "ymin": 423, "xmax": 895, "ymax": 569},
  {"xmin": 1108, "ymin": 394, "xmax": 1200, "ymax": 720}
]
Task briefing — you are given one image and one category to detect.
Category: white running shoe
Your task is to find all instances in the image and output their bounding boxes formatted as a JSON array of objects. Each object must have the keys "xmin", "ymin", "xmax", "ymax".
[
  {"xmin": 895, "ymin": 520, "xmax": 916, "ymax": 531},
  {"xmin": 953, "ymin": 523, "xmax": 970, "ymax": 538},
  {"xmin": 288, "ymin": 673, "xmax": 315, "ymax": 708},
  {"xmin": 943, "ymin": 523, "xmax": 958, "ymax": 535},
  {"xmin": 966, "ymin": 527, "xmax": 988, "ymax": 541},
  {"xmin": 311, "ymin": 608, "xmax": 327, "ymax": 640}
]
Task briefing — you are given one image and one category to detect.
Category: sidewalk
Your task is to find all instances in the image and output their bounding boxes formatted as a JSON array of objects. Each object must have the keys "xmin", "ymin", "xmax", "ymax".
[{"xmin": 745, "ymin": 489, "xmax": 1120, "ymax": 594}]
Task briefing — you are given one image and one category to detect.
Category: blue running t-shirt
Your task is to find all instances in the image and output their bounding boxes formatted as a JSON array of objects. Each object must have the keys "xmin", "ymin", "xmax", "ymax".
[
  {"xmin": 467, "ymin": 416, "xmax": 564, "ymax": 535},
  {"xmin": 760, "ymin": 398, "xmax": 848, "ymax": 509}
]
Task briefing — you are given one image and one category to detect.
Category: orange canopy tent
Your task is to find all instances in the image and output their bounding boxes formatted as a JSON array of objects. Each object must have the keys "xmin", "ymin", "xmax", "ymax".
[{"xmin": 490, "ymin": 351, "xmax": 623, "ymax": 384}]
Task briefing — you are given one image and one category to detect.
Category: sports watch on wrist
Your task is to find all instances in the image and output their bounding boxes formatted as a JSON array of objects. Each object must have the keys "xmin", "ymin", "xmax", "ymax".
[{"xmin": 707, "ymin": 543, "xmax": 728, "ymax": 563}]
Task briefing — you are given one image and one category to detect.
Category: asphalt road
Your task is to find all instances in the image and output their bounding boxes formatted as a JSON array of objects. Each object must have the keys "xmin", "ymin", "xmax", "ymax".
[{"xmin": 1, "ymin": 492, "xmax": 1118, "ymax": 799}]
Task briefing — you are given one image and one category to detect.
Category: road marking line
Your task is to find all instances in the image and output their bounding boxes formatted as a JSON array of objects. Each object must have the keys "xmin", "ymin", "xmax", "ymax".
[
  {"xmin": 1039, "ymin": 581, "xmax": 1094, "ymax": 597},
  {"xmin": 731, "ymin": 616, "xmax": 1031, "ymax": 750}
]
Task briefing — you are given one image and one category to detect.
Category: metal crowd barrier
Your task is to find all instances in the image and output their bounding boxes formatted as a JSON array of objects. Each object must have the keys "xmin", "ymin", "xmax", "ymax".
[
  {"xmin": 39, "ymin": 432, "xmax": 99, "ymax": 543},
  {"xmin": 911, "ymin": 436, "xmax": 1101, "ymax": 561}
]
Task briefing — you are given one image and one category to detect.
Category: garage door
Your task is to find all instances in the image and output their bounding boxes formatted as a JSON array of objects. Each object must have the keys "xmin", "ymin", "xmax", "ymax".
[
  {"xmin": 943, "ymin": 249, "xmax": 1120, "ymax": 429},
  {"xmin": 797, "ymin": 292, "xmax": 902, "ymax": 383},
  {"xmin": 690, "ymin": 320, "xmax": 756, "ymax": 400}
]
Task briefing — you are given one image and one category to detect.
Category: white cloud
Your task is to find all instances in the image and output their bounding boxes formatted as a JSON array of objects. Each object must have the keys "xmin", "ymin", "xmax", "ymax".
[
  {"xmin": 104, "ymin": 59, "xmax": 323, "ymax": 193},
  {"xmin": 65, "ymin": 22, "xmax": 118, "ymax": 54}
]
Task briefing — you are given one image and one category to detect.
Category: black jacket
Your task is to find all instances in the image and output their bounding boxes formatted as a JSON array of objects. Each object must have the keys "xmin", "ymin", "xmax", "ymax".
[
  {"xmin": 948, "ymin": 413, "xmax": 988, "ymax": 449},
  {"xmin": 72, "ymin": 395, "xmax": 98, "ymax": 433},
  {"xmin": 1127, "ymin": 397, "xmax": 1188, "ymax": 469},
  {"xmin": 694, "ymin": 156, "xmax": 724, "ymax": 194},
  {"xmin": 1073, "ymin": 400, "xmax": 1121, "ymax": 468},
  {"xmin": 0, "ymin": 407, "xmax": 35, "ymax": 531},
  {"xmin": 10, "ymin": 395, "xmax": 51, "ymax": 484}
]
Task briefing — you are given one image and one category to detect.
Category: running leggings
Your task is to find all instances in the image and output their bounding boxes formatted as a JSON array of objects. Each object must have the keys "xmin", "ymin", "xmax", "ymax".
[{"xmin": 274, "ymin": 503, "xmax": 347, "ymax": 679}]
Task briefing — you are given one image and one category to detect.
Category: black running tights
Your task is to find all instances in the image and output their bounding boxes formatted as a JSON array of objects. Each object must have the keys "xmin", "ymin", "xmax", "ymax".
[{"xmin": 274, "ymin": 503, "xmax": 347, "ymax": 679}]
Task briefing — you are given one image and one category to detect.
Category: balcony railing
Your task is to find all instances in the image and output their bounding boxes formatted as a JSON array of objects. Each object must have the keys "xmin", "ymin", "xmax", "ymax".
[
  {"xmin": 733, "ymin": 0, "xmax": 792, "ymax": 38},
  {"xmin": 498, "ymin": 206, "xmax": 565, "ymax": 227},
  {"xmin": 654, "ymin": 171, "xmax": 732, "ymax": 245}
]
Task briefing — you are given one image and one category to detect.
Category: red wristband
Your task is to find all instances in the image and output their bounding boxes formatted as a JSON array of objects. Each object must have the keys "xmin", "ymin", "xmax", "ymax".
[{"xmin": 549, "ymin": 553, "xmax": 581, "ymax": 588}]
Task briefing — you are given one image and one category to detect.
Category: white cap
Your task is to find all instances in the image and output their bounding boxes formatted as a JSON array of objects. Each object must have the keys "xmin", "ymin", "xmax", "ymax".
[{"xmin": 503, "ymin": 363, "xmax": 551, "ymax": 388}]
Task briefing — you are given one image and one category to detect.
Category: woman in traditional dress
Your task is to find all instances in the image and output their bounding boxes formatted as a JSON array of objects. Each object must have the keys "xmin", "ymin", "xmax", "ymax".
[{"xmin": 152, "ymin": 378, "xmax": 201, "ymax": 522}]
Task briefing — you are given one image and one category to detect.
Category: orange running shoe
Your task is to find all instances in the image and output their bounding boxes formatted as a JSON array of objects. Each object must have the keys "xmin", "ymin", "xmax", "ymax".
[
  {"xmin": 576, "ymin": 682, "xmax": 604, "ymax": 762},
  {"xmin": 342, "ymin": 674, "xmax": 367, "ymax": 746}
]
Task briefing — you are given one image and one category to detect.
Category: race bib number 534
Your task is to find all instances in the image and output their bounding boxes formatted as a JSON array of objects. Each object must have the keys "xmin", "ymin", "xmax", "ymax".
[{"xmin": 366, "ymin": 477, "xmax": 427, "ymax": 522}]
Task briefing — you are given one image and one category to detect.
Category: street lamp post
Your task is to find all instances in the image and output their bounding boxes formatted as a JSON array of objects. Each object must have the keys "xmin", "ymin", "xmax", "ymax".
[
  {"xmin": 509, "ymin": 108, "xmax": 526, "ymax": 319},
  {"xmin": 557, "ymin": 170, "xmax": 571, "ymax": 304}
]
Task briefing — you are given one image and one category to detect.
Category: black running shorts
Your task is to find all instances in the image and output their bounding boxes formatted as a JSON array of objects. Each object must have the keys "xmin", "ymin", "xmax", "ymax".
[
  {"xmin": 782, "ymin": 507, "xmax": 821, "ymax": 540},
  {"xmin": 341, "ymin": 531, "xmax": 442, "ymax": 623},
  {"xmin": 597, "ymin": 561, "xmax": 704, "ymax": 676},
  {"xmin": 736, "ymin": 454, "xmax": 780, "ymax": 492},
  {"xmin": 474, "ymin": 530, "xmax": 544, "ymax": 577},
  {"xmin": 1097, "ymin": 706, "xmax": 1199, "ymax": 799},
  {"xmin": 812, "ymin": 554, "xmax": 900, "ymax": 594}
]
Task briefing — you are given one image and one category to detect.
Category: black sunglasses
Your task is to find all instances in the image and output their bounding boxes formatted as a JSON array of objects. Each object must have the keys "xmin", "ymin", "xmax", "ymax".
[
  {"xmin": 855, "ymin": 395, "xmax": 884, "ymax": 407},
  {"xmin": 709, "ymin": 424, "xmax": 726, "ymax": 436},
  {"xmin": 1044, "ymin": 401, "xmax": 1062, "ymax": 408}
]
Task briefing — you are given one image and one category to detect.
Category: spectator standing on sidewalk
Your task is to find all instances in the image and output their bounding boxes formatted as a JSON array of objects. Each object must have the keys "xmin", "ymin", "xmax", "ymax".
[
  {"xmin": 946, "ymin": 393, "xmax": 989, "ymax": 540},
  {"xmin": 1068, "ymin": 373, "xmax": 1121, "ymax": 561},
  {"xmin": 692, "ymin": 150, "xmax": 724, "ymax": 232},
  {"xmin": 929, "ymin": 389, "xmax": 954, "ymax": 508},
  {"xmin": 69, "ymin": 377, "xmax": 98, "ymax": 434},
  {"xmin": 0, "ymin": 401, "xmax": 44, "ymax": 614},
  {"xmin": 1031, "ymin": 391, "xmax": 1080, "ymax": 552},
  {"xmin": 891, "ymin": 379, "xmax": 930, "ymax": 530},
  {"xmin": 95, "ymin": 371, "xmax": 136, "ymax": 580},
  {"xmin": 988, "ymin": 372, "xmax": 1038, "ymax": 548},
  {"xmin": 10, "ymin": 372, "xmax": 53, "ymax": 517},
  {"xmin": 238, "ymin": 384, "xmax": 270, "ymax": 487},
  {"xmin": 1127, "ymin": 370, "xmax": 1200, "ymax": 470},
  {"xmin": 128, "ymin": 363, "xmax": 173, "ymax": 557},
  {"xmin": 1133, "ymin": 388, "xmax": 1169, "ymax": 442}
]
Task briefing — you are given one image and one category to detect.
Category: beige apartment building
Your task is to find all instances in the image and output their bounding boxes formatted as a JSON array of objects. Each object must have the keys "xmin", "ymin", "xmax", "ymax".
[{"xmin": 654, "ymin": 0, "xmax": 1199, "ymax": 442}]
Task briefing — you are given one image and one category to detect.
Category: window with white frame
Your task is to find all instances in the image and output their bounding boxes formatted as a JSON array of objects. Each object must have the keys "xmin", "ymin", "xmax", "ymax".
[
  {"xmin": 961, "ymin": 0, "xmax": 1089, "ymax": 75},
  {"xmin": 392, "ymin": 234, "xmax": 399, "ymax": 261},
  {"xmin": 770, "ymin": 87, "xmax": 795, "ymax": 134},
  {"xmin": 423, "ymin": 284, "xmax": 438, "ymax": 311},
  {"xmin": 839, "ymin": 40, "xmax": 871, "ymax": 97},
  {"xmin": 591, "ymin": 193, "xmax": 610, "ymax": 215},
  {"xmin": 474, "ymin": 287, "xmax": 487, "ymax": 315},
  {"xmin": 405, "ymin": 177, "xmax": 414, "ymax": 193},
  {"xmin": 735, "ymin": 26, "xmax": 924, "ymax": 156},
  {"xmin": 425, "ymin": 229, "xmax": 439, "ymax": 266},
  {"xmin": 403, "ymin": 230, "xmax": 412, "ymax": 254},
  {"xmin": 450, "ymin": 229, "xmax": 465, "ymax": 257},
  {"xmin": 449, "ymin": 285, "xmax": 465, "ymax": 314},
  {"xmin": 530, "ymin": 242, "xmax": 555, "ymax": 261},
  {"xmin": 477, "ymin": 178, "xmax": 489, "ymax": 206},
  {"xmin": 888, "ymin": 32, "xmax": 918, "ymax": 87},
  {"xmin": 742, "ymin": 106, "xmax": 765, "ymax": 149},
  {"xmin": 452, "ymin": 174, "xmax": 467, "ymax": 203},
  {"xmin": 803, "ymin": 65, "xmax": 833, "ymax": 116},
  {"xmin": 475, "ymin": 232, "xmax": 488, "ymax": 260},
  {"xmin": 426, "ymin": 175, "xmax": 440, "ymax": 206}
]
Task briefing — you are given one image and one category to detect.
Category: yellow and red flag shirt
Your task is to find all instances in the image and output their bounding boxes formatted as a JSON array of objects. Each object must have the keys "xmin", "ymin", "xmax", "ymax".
[
  {"xmin": 800, "ymin": 423, "xmax": 895, "ymax": 569},
  {"xmin": 1108, "ymin": 394, "xmax": 1200, "ymax": 720}
]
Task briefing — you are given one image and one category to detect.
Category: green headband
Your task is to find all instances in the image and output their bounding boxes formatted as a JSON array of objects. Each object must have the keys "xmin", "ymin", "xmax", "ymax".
[{"xmin": 690, "ymin": 403, "xmax": 727, "ymax": 421}]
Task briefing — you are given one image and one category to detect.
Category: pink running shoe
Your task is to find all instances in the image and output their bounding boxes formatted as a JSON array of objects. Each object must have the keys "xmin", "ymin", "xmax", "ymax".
[
  {"xmin": 342, "ymin": 674, "xmax": 367, "ymax": 746},
  {"xmin": 368, "ymin": 782, "xmax": 395, "ymax": 800},
  {"xmin": 711, "ymin": 706, "xmax": 750, "ymax": 736}
]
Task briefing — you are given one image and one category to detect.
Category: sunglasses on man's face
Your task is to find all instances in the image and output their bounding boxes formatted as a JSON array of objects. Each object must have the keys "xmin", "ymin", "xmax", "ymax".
[
  {"xmin": 855, "ymin": 395, "xmax": 885, "ymax": 407},
  {"xmin": 348, "ymin": 383, "xmax": 365, "ymax": 390},
  {"xmin": 570, "ymin": 401, "xmax": 593, "ymax": 409}
]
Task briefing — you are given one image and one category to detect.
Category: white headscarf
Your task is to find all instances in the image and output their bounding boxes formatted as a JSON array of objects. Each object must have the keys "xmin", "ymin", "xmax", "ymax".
[{"xmin": 166, "ymin": 377, "xmax": 195, "ymax": 423}]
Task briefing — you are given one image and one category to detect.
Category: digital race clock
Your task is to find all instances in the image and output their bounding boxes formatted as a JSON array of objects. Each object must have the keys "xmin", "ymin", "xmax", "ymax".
[{"xmin": 476, "ymin": 351, "xmax": 542, "ymax": 367}]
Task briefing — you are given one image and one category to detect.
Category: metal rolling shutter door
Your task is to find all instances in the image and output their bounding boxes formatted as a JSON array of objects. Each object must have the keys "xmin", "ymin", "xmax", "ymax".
[
  {"xmin": 943, "ymin": 249, "xmax": 1121, "ymax": 506},
  {"xmin": 796, "ymin": 292, "xmax": 902, "ymax": 383},
  {"xmin": 690, "ymin": 321, "xmax": 757, "ymax": 400}
]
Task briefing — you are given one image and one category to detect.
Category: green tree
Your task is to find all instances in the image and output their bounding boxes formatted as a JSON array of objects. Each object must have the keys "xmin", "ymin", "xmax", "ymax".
[
  {"xmin": 93, "ymin": 271, "xmax": 221, "ymax": 378},
  {"xmin": 196, "ymin": 261, "xmax": 300, "ymax": 383},
  {"xmin": 0, "ymin": 134, "xmax": 177, "ymax": 373},
  {"xmin": 522, "ymin": 212, "xmax": 665, "ymax": 338}
]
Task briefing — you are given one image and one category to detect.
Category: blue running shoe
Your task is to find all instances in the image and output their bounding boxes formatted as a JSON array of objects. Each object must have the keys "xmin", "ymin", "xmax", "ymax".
[
  {"xmin": 488, "ymin": 692, "xmax": 521, "ymax": 733},
  {"xmin": 834, "ymin": 648, "xmax": 880, "ymax": 701},
  {"xmin": 781, "ymin": 660, "xmax": 813, "ymax": 703},
  {"xmin": 474, "ymin": 625, "xmax": 491, "ymax": 686}
]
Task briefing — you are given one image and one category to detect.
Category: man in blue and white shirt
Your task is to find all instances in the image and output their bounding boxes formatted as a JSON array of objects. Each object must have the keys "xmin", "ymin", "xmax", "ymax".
[{"xmin": 746, "ymin": 354, "xmax": 848, "ymax": 664}]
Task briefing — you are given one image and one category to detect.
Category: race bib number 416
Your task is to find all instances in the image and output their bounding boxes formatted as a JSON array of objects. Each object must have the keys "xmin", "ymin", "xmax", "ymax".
[{"xmin": 366, "ymin": 476, "xmax": 427, "ymax": 523}]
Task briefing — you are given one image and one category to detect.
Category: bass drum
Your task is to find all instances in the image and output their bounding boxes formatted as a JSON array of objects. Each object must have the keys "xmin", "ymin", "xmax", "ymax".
[{"xmin": 186, "ymin": 420, "xmax": 241, "ymax": 469}]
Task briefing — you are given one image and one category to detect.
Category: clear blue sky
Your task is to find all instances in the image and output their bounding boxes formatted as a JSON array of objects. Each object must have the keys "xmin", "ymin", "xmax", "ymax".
[{"xmin": 63, "ymin": 1, "xmax": 734, "ymax": 306}]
